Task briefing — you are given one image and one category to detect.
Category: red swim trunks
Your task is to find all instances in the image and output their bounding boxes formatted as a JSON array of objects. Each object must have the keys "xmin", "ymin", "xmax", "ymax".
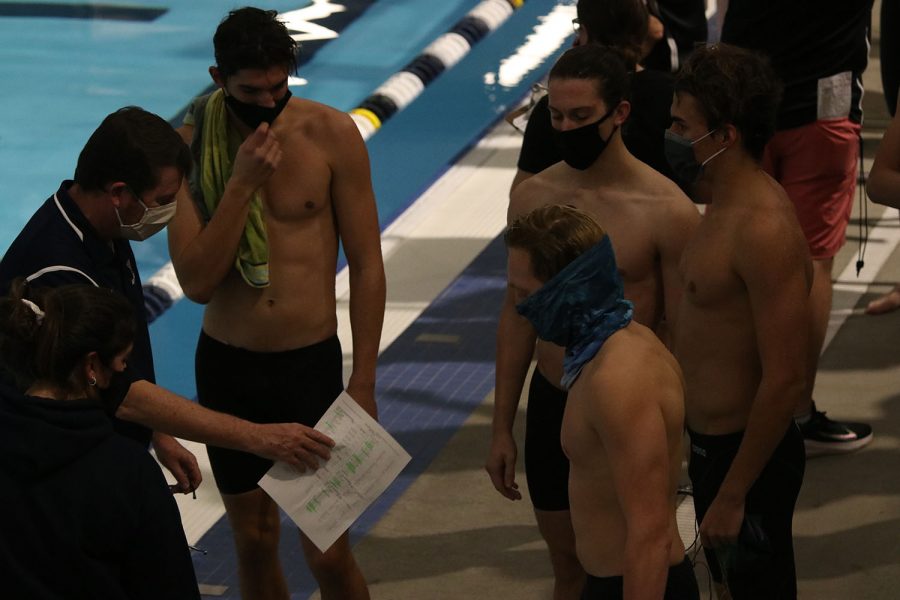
[{"xmin": 762, "ymin": 118, "xmax": 861, "ymax": 260}]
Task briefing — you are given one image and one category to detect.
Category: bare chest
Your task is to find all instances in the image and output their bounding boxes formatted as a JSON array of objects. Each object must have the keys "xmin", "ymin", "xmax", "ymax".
[
  {"xmin": 679, "ymin": 219, "xmax": 743, "ymax": 309},
  {"xmin": 567, "ymin": 191, "xmax": 660, "ymax": 283},
  {"xmin": 262, "ymin": 140, "xmax": 333, "ymax": 222}
]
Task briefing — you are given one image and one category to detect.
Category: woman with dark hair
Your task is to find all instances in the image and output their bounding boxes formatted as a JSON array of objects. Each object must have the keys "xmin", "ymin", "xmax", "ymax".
[{"xmin": 0, "ymin": 280, "xmax": 199, "ymax": 599}]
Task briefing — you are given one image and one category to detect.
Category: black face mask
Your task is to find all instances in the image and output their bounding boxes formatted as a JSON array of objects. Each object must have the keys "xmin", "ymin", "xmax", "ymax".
[
  {"xmin": 97, "ymin": 368, "xmax": 133, "ymax": 416},
  {"xmin": 552, "ymin": 107, "xmax": 616, "ymax": 170},
  {"xmin": 224, "ymin": 89, "xmax": 292, "ymax": 129}
]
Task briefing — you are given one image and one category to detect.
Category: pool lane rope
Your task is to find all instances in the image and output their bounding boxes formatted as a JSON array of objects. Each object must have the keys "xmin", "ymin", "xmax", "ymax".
[{"xmin": 349, "ymin": 0, "xmax": 524, "ymax": 140}]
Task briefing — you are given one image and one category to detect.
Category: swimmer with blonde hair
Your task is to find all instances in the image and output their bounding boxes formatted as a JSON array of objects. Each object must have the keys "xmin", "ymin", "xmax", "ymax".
[{"xmin": 506, "ymin": 204, "xmax": 698, "ymax": 600}]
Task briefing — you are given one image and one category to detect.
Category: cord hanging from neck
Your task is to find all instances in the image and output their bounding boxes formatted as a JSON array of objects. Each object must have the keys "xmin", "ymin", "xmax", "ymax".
[{"xmin": 856, "ymin": 132, "xmax": 868, "ymax": 277}]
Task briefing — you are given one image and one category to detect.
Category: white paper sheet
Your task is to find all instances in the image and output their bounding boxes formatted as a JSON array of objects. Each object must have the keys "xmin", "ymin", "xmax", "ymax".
[{"xmin": 258, "ymin": 391, "xmax": 411, "ymax": 552}]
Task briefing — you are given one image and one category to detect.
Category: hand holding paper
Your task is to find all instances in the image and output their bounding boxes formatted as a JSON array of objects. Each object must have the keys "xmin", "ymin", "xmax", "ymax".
[{"xmin": 259, "ymin": 391, "xmax": 411, "ymax": 552}]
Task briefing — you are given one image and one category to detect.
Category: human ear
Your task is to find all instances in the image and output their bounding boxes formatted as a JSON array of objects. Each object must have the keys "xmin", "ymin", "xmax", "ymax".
[
  {"xmin": 81, "ymin": 351, "xmax": 102, "ymax": 389},
  {"xmin": 209, "ymin": 66, "xmax": 225, "ymax": 88},
  {"xmin": 719, "ymin": 124, "xmax": 738, "ymax": 147},
  {"xmin": 107, "ymin": 182, "xmax": 129, "ymax": 208},
  {"xmin": 614, "ymin": 100, "xmax": 632, "ymax": 126}
]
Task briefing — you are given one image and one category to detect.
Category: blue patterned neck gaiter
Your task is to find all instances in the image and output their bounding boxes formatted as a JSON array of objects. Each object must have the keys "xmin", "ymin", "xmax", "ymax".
[{"xmin": 515, "ymin": 237, "xmax": 633, "ymax": 390}]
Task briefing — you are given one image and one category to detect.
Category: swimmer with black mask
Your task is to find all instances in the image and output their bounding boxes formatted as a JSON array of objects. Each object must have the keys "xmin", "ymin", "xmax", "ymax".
[
  {"xmin": 169, "ymin": 7, "xmax": 385, "ymax": 599},
  {"xmin": 487, "ymin": 43, "xmax": 700, "ymax": 600}
]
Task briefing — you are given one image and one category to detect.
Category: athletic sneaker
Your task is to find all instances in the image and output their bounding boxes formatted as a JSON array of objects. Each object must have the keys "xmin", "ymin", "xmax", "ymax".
[{"xmin": 798, "ymin": 403, "xmax": 873, "ymax": 457}]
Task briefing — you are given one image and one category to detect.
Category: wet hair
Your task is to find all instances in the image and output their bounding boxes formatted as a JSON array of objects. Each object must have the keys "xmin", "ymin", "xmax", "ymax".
[
  {"xmin": 0, "ymin": 279, "xmax": 136, "ymax": 394},
  {"xmin": 73, "ymin": 106, "xmax": 191, "ymax": 196},
  {"xmin": 505, "ymin": 205, "xmax": 606, "ymax": 282},
  {"xmin": 674, "ymin": 44, "xmax": 783, "ymax": 160},
  {"xmin": 577, "ymin": 0, "xmax": 649, "ymax": 70},
  {"xmin": 214, "ymin": 7, "xmax": 299, "ymax": 78},
  {"xmin": 549, "ymin": 44, "xmax": 632, "ymax": 111}
]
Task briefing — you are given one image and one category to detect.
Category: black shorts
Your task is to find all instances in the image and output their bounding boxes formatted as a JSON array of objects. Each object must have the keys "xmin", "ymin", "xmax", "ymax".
[
  {"xmin": 195, "ymin": 331, "xmax": 344, "ymax": 495},
  {"xmin": 688, "ymin": 424, "xmax": 805, "ymax": 600},
  {"xmin": 524, "ymin": 369, "xmax": 569, "ymax": 511},
  {"xmin": 581, "ymin": 556, "xmax": 699, "ymax": 599}
]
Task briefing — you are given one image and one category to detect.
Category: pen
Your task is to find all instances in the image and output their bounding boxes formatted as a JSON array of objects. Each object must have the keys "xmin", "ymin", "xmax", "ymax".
[{"xmin": 169, "ymin": 483, "xmax": 197, "ymax": 499}]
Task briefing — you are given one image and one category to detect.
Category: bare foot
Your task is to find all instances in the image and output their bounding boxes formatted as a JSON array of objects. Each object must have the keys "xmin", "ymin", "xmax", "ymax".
[{"xmin": 866, "ymin": 285, "xmax": 900, "ymax": 315}]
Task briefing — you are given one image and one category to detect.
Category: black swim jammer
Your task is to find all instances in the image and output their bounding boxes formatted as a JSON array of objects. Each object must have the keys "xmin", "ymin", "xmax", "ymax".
[
  {"xmin": 524, "ymin": 368, "xmax": 570, "ymax": 511},
  {"xmin": 195, "ymin": 331, "xmax": 344, "ymax": 495},
  {"xmin": 581, "ymin": 556, "xmax": 700, "ymax": 599},
  {"xmin": 688, "ymin": 424, "xmax": 805, "ymax": 600}
]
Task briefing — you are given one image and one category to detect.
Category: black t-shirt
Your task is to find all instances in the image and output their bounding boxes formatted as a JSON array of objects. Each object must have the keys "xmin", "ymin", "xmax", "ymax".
[
  {"xmin": 644, "ymin": 0, "xmax": 708, "ymax": 72},
  {"xmin": 0, "ymin": 390, "xmax": 200, "ymax": 600},
  {"xmin": 517, "ymin": 69, "xmax": 677, "ymax": 183},
  {"xmin": 722, "ymin": 0, "xmax": 873, "ymax": 129}
]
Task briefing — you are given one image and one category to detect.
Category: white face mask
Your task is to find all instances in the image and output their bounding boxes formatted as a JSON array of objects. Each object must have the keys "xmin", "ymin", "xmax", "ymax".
[{"xmin": 116, "ymin": 198, "xmax": 177, "ymax": 241}]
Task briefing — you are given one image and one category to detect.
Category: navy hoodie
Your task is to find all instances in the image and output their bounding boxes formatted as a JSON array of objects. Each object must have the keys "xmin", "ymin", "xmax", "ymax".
[{"xmin": 0, "ymin": 383, "xmax": 199, "ymax": 599}]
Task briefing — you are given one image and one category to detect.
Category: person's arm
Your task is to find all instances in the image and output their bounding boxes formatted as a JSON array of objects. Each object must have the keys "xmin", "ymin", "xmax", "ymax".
[
  {"xmin": 657, "ymin": 195, "xmax": 701, "ymax": 345},
  {"xmin": 329, "ymin": 112, "xmax": 385, "ymax": 420},
  {"xmin": 485, "ymin": 286, "xmax": 537, "ymax": 500},
  {"xmin": 116, "ymin": 380, "xmax": 334, "ymax": 471},
  {"xmin": 867, "ymin": 102, "xmax": 900, "ymax": 208},
  {"xmin": 151, "ymin": 432, "xmax": 201, "ymax": 494},
  {"xmin": 485, "ymin": 187, "xmax": 539, "ymax": 500},
  {"xmin": 509, "ymin": 169, "xmax": 536, "ymax": 194},
  {"xmin": 699, "ymin": 216, "xmax": 810, "ymax": 548},
  {"xmin": 167, "ymin": 123, "xmax": 281, "ymax": 304},
  {"xmin": 592, "ymin": 370, "xmax": 673, "ymax": 599}
]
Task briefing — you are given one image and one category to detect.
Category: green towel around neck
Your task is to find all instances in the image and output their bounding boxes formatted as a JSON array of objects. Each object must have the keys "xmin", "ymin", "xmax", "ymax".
[{"xmin": 199, "ymin": 89, "xmax": 269, "ymax": 288}]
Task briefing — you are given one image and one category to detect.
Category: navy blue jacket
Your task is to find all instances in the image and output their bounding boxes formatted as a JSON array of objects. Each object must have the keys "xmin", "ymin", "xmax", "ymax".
[
  {"xmin": 0, "ymin": 181, "xmax": 154, "ymax": 445},
  {"xmin": 0, "ymin": 384, "xmax": 199, "ymax": 599}
]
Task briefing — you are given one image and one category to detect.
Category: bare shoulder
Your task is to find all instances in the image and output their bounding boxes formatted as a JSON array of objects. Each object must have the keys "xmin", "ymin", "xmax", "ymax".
[
  {"xmin": 623, "ymin": 160, "xmax": 700, "ymax": 221},
  {"xmin": 282, "ymin": 97, "xmax": 360, "ymax": 143},
  {"xmin": 585, "ymin": 324, "xmax": 680, "ymax": 412},
  {"xmin": 643, "ymin": 169, "xmax": 699, "ymax": 222},
  {"xmin": 733, "ymin": 176, "xmax": 811, "ymax": 278},
  {"xmin": 741, "ymin": 178, "xmax": 805, "ymax": 248},
  {"xmin": 508, "ymin": 163, "xmax": 571, "ymax": 221},
  {"xmin": 176, "ymin": 123, "xmax": 192, "ymax": 145}
]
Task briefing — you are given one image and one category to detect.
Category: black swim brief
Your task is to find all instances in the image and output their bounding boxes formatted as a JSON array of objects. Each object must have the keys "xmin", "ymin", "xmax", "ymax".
[
  {"xmin": 524, "ymin": 368, "xmax": 569, "ymax": 511},
  {"xmin": 195, "ymin": 330, "xmax": 344, "ymax": 495},
  {"xmin": 581, "ymin": 556, "xmax": 700, "ymax": 599}
]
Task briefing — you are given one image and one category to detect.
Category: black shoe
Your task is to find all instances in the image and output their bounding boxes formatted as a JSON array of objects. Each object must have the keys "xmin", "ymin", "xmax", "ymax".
[{"xmin": 798, "ymin": 404, "xmax": 873, "ymax": 457}]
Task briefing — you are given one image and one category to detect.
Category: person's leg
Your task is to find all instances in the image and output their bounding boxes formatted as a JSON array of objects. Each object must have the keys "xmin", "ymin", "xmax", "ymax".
[
  {"xmin": 868, "ymin": 3, "xmax": 900, "ymax": 314},
  {"xmin": 764, "ymin": 120, "xmax": 872, "ymax": 455},
  {"xmin": 686, "ymin": 430, "xmax": 735, "ymax": 598},
  {"xmin": 865, "ymin": 279, "xmax": 900, "ymax": 314},
  {"xmin": 535, "ymin": 509, "xmax": 586, "ymax": 599},
  {"xmin": 882, "ymin": 0, "xmax": 900, "ymax": 119},
  {"xmin": 663, "ymin": 557, "xmax": 701, "ymax": 600},
  {"xmin": 525, "ymin": 370, "xmax": 585, "ymax": 599},
  {"xmin": 222, "ymin": 489, "xmax": 290, "ymax": 600},
  {"xmin": 199, "ymin": 333, "xmax": 363, "ymax": 598},
  {"xmin": 726, "ymin": 425, "xmax": 805, "ymax": 600},
  {"xmin": 804, "ymin": 255, "xmax": 834, "ymax": 412},
  {"xmin": 580, "ymin": 573, "xmax": 622, "ymax": 600},
  {"xmin": 299, "ymin": 531, "xmax": 369, "ymax": 600},
  {"xmin": 272, "ymin": 336, "xmax": 370, "ymax": 598},
  {"xmin": 196, "ymin": 331, "xmax": 291, "ymax": 598}
]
